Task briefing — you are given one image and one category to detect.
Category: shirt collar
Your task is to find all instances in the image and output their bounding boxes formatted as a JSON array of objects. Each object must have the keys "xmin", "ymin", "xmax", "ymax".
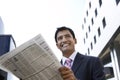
[{"xmin": 62, "ymin": 51, "xmax": 77, "ymax": 65}]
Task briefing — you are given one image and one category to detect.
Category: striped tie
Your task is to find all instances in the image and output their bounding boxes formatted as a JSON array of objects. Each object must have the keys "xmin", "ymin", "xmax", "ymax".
[{"xmin": 64, "ymin": 58, "xmax": 72, "ymax": 68}]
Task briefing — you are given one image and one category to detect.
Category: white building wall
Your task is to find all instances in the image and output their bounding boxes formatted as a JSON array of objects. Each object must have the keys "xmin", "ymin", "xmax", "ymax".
[
  {"xmin": 81, "ymin": 0, "xmax": 120, "ymax": 56},
  {"xmin": 80, "ymin": 0, "xmax": 120, "ymax": 80},
  {"xmin": 93, "ymin": 0, "xmax": 120, "ymax": 56}
]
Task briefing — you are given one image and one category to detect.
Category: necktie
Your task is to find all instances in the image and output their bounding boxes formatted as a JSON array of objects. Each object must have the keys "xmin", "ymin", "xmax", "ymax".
[{"xmin": 64, "ymin": 58, "xmax": 72, "ymax": 68}]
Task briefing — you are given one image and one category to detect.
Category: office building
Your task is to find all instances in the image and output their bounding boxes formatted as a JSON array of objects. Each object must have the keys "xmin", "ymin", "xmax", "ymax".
[
  {"xmin": 80, "ymin": 0, "xmax": 120, "ymax": 80},
  {"xmin": 0, "ymin": 17, "xmax": 19, "ymax": 80},
  {"xmin": 0, "ymin": 17, "xmax": 4, "ymax": 34}
]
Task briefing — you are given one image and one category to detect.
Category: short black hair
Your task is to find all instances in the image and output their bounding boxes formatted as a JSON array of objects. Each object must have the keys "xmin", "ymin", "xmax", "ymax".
[{"xmin": 55, "ymin": 26, "xmax": 76, "ymax": 43}]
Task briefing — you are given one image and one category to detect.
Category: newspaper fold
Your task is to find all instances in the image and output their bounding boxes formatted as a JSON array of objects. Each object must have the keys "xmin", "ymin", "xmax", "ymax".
[{"xmin": 0, "ymin": 34, "xmax": 63, "ymax": 80}]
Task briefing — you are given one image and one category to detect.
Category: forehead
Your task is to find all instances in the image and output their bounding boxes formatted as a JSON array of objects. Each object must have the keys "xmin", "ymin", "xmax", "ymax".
[{"xmin": 57, "ymin": 30, "xmax": 72, "ymax": 37}]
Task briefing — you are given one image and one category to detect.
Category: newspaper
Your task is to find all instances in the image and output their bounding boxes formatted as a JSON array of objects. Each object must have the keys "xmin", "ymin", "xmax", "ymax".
[{"xmin": 0, "ymin": 34, "xmax": 63, "ymax": 80}]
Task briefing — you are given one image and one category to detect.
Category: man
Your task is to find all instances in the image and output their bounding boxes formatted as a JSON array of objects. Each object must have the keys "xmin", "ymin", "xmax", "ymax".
[{"xmin": 54, "ymin": 26, "xmax": 106, "ymax": 80}]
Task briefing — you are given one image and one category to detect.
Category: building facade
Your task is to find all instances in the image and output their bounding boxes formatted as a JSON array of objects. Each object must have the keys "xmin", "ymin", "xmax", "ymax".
[
  {"xmin": 80, "ymin": 0, "xmax": 120, "ymax": 80},
  {"xmin": 0, "ymin": 17, "xmax": 4, "ymax": 34},
  {"xmin": 0, "ymin": 17, "xmax": 19, "ymax": 80}
]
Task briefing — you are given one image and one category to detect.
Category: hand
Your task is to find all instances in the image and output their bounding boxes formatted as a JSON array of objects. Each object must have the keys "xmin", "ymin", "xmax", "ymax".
[{"xmin": 58, "ymin": 66, "xmax": 77, "ymax": 80}]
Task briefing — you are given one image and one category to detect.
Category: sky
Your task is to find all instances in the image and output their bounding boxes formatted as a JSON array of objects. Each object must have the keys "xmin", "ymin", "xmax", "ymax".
[{"xmin": 0, "ymin": 0, "xmax": 86, "ymax": 60}]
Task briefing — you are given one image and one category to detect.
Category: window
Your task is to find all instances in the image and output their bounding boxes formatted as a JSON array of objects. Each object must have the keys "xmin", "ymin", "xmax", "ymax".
[
  {"xmin": 102, "ymin": 17, "xmax": 106, "ymax": 28},
  {"xmin": 88, "ymin": 48, "xmax": 90, "ymax": 54},
  {"xmin": 91, "ymin": 18, "xmax": 94, "ymax": 25},
  {"xmin": 94, "ymin": 35, "xmax": 96, "ymax": 44},
  {"xmin": 116, "ymin": 0, "xmax": 120, "ymax": 5},
  {"xmin": 86, "ymin": 10, "xmax": 88, "ymax": 16},
  {"xmin": 86, "ymin": 32, "xmax": 88, "ymax": 39},
  {"xmin": 85, "ymin": 53, "xmax": 87, "ymax": 55},
  {"xmin": 90, "ymin": 42, "xmax": 93, "ymax": 50},
  {"xmin": 89, "ymin": 2, "xmax": 91, "ymax": 9},
  {"xmin": 84, "ymin": 17, "xmax": 86, "ymax": 24},
  {"xmin": 88, "ymin": 25, "xmax": 91, "ymax": 32},
  {"xmin": 98, "ymin": 27, "xmax": 101, "ymax": 37},
  {"xmin": 99, "ymin": 0, "xmax": 102, "ymax": 7},
  {"xmin": 82, "ymin": 24, "xmax": 84, "ymax": 30},
  {"xmin": 83, "ymin": 38, "xmax": 85, "ymax": 44},
  {"xmin": 95, "ymin": 8, "xmax": 98, "ymax": 17}
]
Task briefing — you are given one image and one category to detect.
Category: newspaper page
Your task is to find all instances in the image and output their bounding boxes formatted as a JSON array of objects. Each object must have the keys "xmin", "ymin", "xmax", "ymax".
[{"xmin": 0, "ymin": 34, "xmax": 63, "ymax": 80}]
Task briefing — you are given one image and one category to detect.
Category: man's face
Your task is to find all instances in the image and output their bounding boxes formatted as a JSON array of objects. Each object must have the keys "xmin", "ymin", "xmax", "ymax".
[{"xmin": 56, "ymin": 30, "xmax": 77, "ymax": 54}]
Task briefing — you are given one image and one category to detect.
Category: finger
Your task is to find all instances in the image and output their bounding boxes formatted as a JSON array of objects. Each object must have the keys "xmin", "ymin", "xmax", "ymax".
[
  {"xmin": 62, "ymin": 70, "xmax": 73, "ymax": 79},
  {"xmin": 59, "ymin": 66, "xmax": 70, "ymax": 71}
]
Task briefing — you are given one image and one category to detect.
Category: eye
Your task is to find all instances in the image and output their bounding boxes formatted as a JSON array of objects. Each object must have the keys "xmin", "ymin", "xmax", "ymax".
[
  {"xmin": 65, "ymin": 34, "xmax": 71, "ymax": 38},
  {"xmin": 57, "ymin": 36, "xmax": 63, "ymax": 41}
]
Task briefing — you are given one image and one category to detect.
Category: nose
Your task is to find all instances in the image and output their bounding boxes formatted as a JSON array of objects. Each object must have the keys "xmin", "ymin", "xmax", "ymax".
[{"xmin": 62, "ymin": 36, "xmax": 67, "ymax": 42}]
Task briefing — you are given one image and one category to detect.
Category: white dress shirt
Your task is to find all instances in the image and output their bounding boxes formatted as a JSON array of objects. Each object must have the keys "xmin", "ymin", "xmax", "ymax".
[{"xmin": 62, "ymin": 51, "xmax": 77, "ymax": 67}]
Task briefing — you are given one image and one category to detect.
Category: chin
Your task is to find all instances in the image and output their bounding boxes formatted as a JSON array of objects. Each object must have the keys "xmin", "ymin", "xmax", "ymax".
[{"xmin": 62, "ymin": 49, "xmax": 70, "ymax": 53}]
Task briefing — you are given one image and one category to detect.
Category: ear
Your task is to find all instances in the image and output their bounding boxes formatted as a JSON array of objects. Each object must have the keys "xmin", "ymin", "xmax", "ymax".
[
  {"xmin": 56, "ymin": 43, "xmax": 60, "ymax": 49},
  {"xmin": 74, "ymin": 38, "xmax": 77, "ymax": 44}
]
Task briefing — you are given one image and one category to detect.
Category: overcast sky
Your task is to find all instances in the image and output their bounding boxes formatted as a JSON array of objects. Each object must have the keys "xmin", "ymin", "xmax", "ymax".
[{"xmin": 0, "ymin": 0, "xmax": 86, "ymax": 60}]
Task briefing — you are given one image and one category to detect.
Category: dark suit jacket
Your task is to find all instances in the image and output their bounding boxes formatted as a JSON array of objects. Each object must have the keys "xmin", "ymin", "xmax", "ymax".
[{"xmin": 61, "ymin": 53, "xmax": 106, "ymax": 80}]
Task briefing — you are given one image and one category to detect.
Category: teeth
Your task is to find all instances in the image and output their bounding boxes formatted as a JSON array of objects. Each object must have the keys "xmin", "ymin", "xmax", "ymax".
[{"xmin": 63, "ymin": 44, "xmax": 69, "ymax": 47}]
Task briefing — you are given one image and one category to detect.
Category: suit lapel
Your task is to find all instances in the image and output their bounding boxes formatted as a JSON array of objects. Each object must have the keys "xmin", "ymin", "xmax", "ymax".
[
  {"xmin": 71, "ymin": 53, "xmax": 84, "ymax": 73},
  {"xmin": 60, "ymin": 60, "xmax": 62, "ymax": 65}
]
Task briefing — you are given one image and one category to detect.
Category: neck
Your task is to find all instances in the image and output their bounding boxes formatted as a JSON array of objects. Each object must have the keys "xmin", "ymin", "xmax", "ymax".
[{"xmin": 63, "ymin": 50, "xmax": 74, "ymax": 58}]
